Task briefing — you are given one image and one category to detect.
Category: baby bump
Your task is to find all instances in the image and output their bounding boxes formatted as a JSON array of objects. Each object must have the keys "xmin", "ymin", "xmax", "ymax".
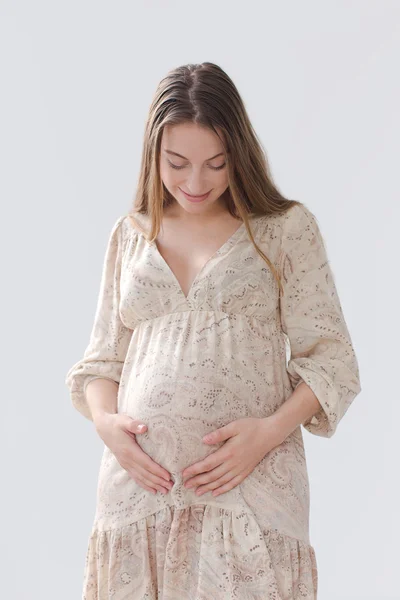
[{"xmin": 120, "ymin": 374, "xmax": 249, "ymax": 474}]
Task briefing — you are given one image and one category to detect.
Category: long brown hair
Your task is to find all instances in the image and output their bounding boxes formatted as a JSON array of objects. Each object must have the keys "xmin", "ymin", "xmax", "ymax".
[{"xmin": 129, "ymin": 62, "xmax": 302, "ymax": 295}]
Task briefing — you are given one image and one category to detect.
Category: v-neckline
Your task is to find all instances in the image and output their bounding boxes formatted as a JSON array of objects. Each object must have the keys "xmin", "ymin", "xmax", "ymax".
[{"xmin": 148, "ymin": 218, "xmax": 248, "ymax": 301}]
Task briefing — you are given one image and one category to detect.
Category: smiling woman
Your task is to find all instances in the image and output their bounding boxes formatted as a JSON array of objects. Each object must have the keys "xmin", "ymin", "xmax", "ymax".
[
  {"xmin": 160, "ymin": 123, "xmax": 230, "ymax": 208},
  {"xmin": 65, "ymin": 62, "xmax": 361, "ymax": 600}
]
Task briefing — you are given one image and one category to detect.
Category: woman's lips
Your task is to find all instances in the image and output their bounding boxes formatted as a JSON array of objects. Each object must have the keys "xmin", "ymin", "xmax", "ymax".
[{"xmin": 179, "ymin": 188, "xmax": 211, "ymax": 202}]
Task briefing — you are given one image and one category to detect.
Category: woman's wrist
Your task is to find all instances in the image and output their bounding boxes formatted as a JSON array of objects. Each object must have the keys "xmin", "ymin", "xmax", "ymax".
[
  {"xmin": 270, "ymin": 381, "xmax": 322, "ymax": 438},
  {"xmin": 92, "ymin": 410, "xmax": 116, "ymax": 433}
]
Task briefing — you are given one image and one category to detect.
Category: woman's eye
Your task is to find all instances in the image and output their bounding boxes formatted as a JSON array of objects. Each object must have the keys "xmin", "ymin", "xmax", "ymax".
[
  {"xmin": 167, "ymin": 160, "xmax": 226, "ymax": 171},
  {"xmin": 168, "ymin": 162, "xmax": 186, "ymax": 170}
]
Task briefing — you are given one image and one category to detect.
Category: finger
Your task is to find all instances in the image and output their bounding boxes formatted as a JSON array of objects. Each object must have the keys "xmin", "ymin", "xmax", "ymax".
[
  {"xmin": 120, "ymin": 415, "xmax": 148, "ymax": 434},
  {"xmin": 184, "ymin": 462, "xmax": 228, "ymax": 487},
  {"xmin": 130, "ymin": 419, "xmax": 147, "ymax": 432},
  {"xmin": 118, "ymin": 444, "xmax": 172, "ymax": 487},
  {"xmin": 193, "ymin": 469, "xmax": 238, "ymax": 495},
  {"xmin": 129, "ymin": 470, "xmax": 170, "ymax": 495},
  {"xmin": 131, "ymin": 476, "xmax": 157, "ymax": 494},
  {"xmin": 212, "ymin": 473, "xmax": 245, "ymax": 497},
  {"xmin": 132, "ymin": 444, "xmax": 172, "ymax": 483},
  {"xmin": 203, "ymin": 421, "xmax": 237, "ymax": 443},
  {"xmin": 182, "ymin": 451, "xmax": 227, "ymax": 481},
  {"xmin": 135, "ymin": 463, "xmax": 174, "ymax": 491}
]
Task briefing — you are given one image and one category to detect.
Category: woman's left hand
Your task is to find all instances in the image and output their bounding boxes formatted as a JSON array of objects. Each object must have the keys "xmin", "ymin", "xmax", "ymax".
[{"xmin": 181, "ymin": 416, "xmax": 287, "ymax": 497}]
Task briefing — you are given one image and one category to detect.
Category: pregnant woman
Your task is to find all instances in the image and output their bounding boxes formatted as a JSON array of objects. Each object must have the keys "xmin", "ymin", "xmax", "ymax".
[{"xmin": 65, "ymin": 62, "xmax": 361, "ymax": 600}]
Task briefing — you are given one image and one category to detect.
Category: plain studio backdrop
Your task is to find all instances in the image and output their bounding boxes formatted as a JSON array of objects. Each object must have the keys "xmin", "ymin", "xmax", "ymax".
[{"xmin": 0, "ymin": 1, "xmax": 398, "ymax": 599}]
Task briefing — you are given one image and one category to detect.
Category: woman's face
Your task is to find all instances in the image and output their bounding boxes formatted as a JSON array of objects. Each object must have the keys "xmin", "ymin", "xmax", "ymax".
[{"xmin": 159, "ymin": 122, "xmax": 230, "ymax": 215}]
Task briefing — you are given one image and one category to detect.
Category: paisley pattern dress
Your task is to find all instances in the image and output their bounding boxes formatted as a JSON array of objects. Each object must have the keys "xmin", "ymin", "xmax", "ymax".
[{"xmin": 65, "ymin": 203, "xmax": 361, "ymax": 599}]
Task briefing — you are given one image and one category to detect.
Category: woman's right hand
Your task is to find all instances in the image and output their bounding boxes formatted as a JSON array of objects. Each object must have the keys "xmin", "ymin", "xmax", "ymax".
[{"xmin": 93, "ymin": 412, "xmax": 174, "ymax": 495}]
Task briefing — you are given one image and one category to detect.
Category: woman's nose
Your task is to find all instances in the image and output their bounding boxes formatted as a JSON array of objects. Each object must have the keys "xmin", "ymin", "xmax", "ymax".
[{"xmin": 185, "ymin": 170, "xmax": 207, "ymax": 195}]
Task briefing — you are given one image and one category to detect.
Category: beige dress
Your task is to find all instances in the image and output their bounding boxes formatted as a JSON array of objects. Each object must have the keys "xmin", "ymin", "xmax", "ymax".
[{"xmin": 65, "ymin": 203, "xmax": 361, "ymax": 600}]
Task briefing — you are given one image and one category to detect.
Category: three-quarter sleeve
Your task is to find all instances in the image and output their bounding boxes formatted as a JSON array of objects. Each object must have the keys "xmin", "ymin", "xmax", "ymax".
[
  {"xmin": 279, "ymin": 203, "xmax": 361, "ymax": 438},
  {"xmin": 65, "ymin": 215, "xmax": 133, "ymax": 421}
]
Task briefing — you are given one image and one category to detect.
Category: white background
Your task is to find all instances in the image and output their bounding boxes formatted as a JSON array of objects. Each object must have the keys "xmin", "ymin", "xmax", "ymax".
[{"xmin": 1, "ymin": 1, "xmax": 398, "ymax": 599}]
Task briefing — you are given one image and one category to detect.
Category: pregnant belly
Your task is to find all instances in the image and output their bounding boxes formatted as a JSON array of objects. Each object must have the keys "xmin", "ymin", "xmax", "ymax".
[
  {"xmin": 120, "ymin": 372, "xmax": 251, "ymax": 475},
  {"xmin": 117, "ymin": 312, "xmax": 271, "ymax": 476}
]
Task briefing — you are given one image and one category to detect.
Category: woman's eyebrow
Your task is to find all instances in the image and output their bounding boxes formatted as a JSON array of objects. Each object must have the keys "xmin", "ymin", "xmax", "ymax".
[{"xmin": 163, "ymin": 149, "xmax": 224, "ymax": 161}]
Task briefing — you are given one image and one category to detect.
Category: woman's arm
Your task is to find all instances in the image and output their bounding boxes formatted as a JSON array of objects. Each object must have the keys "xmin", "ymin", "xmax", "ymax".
[
  {"xmin": 85, "ymin": 378, "xmax": 119, "ymax": 423},
  {"xmin": 268, "ymin": 381, "xmax": 322, "ymax": 439},
  {"xmin": 65, "ymin": 216, "xmax": 134, "ymax": 421},
  {"xmin": 277, "ymin": 204, "xmax": 362, "ymax": 438}
]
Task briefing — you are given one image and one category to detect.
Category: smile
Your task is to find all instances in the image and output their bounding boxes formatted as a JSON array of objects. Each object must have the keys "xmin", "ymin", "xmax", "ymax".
[{"xmin": 179, "ymin": 188, "xmax": 212, "ymax": 202}]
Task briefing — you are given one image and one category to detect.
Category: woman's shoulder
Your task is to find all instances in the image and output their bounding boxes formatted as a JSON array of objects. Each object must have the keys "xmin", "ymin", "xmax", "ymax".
[
  {"xmin": 280, "ymin": 201, "xmax": 318, "ymax": 231},
  {"xmin": 249, "ymin": 203, "xmax": 321, "ymax": 267},
  {"xmin": 254, "ymin": 202, "xmax": 318, "ymax": 239},
  {"xmin": 110, "ymin": 212, "xmax": 147, "ymax": 244}
]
